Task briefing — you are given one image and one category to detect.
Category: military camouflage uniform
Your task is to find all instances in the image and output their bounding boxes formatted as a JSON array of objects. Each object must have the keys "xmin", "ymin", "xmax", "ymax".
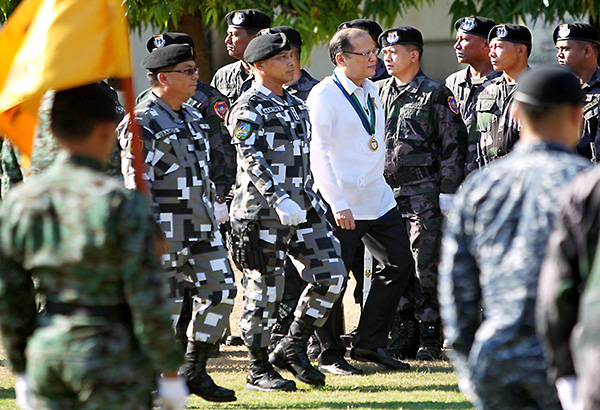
[
  {"xmin": 474, "ymin": 73, "xmax": 524, "ymax": 165},
  {"xmin": 137, "ymin": 81, "xmax": 235, "ymax": 201},
  {"xmin": 439, "ymin": 141, "xmax": 589, "ymax": 410},
  {"xmin": 0, "ymin": 151, "xmax": 183, "ymax": 409},
  {"xmin": 579, "ymin": 66, "xmax": 600, "ymax": 160},
  {"xmin": 211, "ymin": 60, "xmax": 254, "ymax": 103},
  {"xmin": 537, "ymin": 165, "xmax": 600, "ymax": 409},
  {"xmin": 118, "ymin": 92, "xmax": 236, "ymax": 345},
  {"xmin": 226, "ymin": 84, "xmax": 347, "ymax": 347},
  {"xmin": 445, "ymin": 67, "xmax": 501, "ymax": 175},
  {"xmin": 0, "ymin": 140, "xmax": 23, "ymax": 198},
  {"xmin": 377, "ymin": 71, "xmax": 467, "ymax": 323},
  {"xmin": 284, "ymin": 69, "xmax": 319, "ymax": 102}
]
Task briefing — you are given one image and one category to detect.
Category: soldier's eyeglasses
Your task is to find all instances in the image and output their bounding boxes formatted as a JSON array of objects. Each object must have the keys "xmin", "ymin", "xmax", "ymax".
[
  {"xmin": 159, "ymin": 67, "xmax": 198, "ymax": 76},
  {"xmin": 342, "ymin": 48, "xmax": 380, "ymax": 57}
]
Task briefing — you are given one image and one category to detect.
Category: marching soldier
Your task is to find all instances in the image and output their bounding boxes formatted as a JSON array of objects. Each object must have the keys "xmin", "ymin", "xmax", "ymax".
[
  {"xmin": 475, "ymin": 24, "xmax": 531, "ymax": 165},
  {"xmin": 445, "ymin": 16, "xmax": 499, "ymax": 175},
  {"xmin": 377, "ymin": 26, "xmax": 467, "ymax": 360},
  {"xmin": 211, "ymin": 9, "xmax": 271, "ymax": 103},
  {"xmin": 118, "ymin": 33, "xmax": 237, "ymax": 402},
  {"xmin": 554, "ymin": 23, "xmax": 600, "ymax": 162},
  {"xmin": 226, "ymin": 32, "xmax": 347, "ymax": 391}
]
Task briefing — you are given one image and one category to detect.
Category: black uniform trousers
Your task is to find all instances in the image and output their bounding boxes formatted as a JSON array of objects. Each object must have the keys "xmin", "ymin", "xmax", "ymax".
[{"xmin": 315, "ymin": 207, "xmax": 414, "ymax": 365}]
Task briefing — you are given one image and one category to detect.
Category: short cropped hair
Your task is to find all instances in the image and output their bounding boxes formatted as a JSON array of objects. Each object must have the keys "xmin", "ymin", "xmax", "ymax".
[
  {"xmin": 51, "ymin": 83, "xmax": 118, "ymax": 142},
  {"xmin": 329, "ymin": 28, "xmax": 369, "ymax": 65}
]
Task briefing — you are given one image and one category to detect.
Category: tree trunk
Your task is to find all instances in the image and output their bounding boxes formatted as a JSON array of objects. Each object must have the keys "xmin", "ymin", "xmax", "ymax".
[{"xmin": 179, "ymin": 13, "xmax": 212, "ymax": 83}]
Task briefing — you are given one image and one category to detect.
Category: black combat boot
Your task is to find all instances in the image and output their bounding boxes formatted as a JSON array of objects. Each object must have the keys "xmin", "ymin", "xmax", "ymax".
[
  {"xmin": 246, "ymin": 347, "xmax": 297, "ymax": 392},
  {"xmin": 415, "ymin": 322, "xmax": 442, "ymax": 361},
  {"xmin": 388, "ymin": 313, "xmax": 420, "ymax": 359},
  {"xmin": 182, "ymin": 341, "xmax": 237, "ymax": 402},
  {"xmin": 269, "ymin": 319, "xmax": 326, "ymax": 386}
]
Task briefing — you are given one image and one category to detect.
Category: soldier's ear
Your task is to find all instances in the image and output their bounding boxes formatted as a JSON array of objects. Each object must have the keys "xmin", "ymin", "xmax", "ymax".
[{"xmin": 157, "ymin": 72, "xmax": 168, "ymax": 85}]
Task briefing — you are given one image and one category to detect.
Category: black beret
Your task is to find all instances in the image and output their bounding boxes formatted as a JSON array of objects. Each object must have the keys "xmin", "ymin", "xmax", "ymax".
[
  {"xmin": 455, "ymin": 16, "xmax": 496, "ymax": 39},
  {"xmin": 244, "ymin": 32, "xmax": 290, "ymax": 64},
  {"xmin": 260, "ymin": 26, "xmax": 302, "ymax": 48},
  {"xmin": 143, "ymin": 44, "xmax": 196, "ymax": 71},
  {"xmin": 378, "ymin": 27, "xmax": 423, "ymax": 48},
  {"xmin": 553, "ymin": 23, "xmax": 600, "ymax": 44},
  {"xmin": 338, "ymin": 19, "xmax": 383, "ymax": 40},
  {"xmin": 146, "ymin": 32, "xmax": 195, "ymax": 52},
  {"xmin": 225, "ymin": 9, "xmax": 271, "ymax": 31},
  {"xmin": 514, "ymin": 66, "xmax": 583, "ymax": 107},
  {"xmin": 488, "ymin": 24, "xmax": 532, "ymax": 45}
]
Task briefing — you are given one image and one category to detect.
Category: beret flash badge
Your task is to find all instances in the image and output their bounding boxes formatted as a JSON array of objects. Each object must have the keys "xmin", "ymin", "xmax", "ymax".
[
  {"xmin": 232, "ymin": 12, "xmax": 244, "ymax": 26},
  {"xmin": 214, "ymin": 102, "xmax": 229, "ymax": 119},
  {"xmin": 234, "ymin": 122, "xmax": 252, "ymax": 139},
  {"xmin": 496, "ymin": 25, "xmax": 508, "ymax": 38},
  {"xmin": 461, "ymin": 17, "xmax": 476, "ymax": 31},
  {"xmin": 153, "ymin": 34, "xmax": 166, "ymax": 48},
  {"xmin": 448, "ymin": 96, "xmax": 459, "ymax": 114},
  {"xmin": 387, "ymin": 31, "xmax": 399, "ymax": 44},
  {"xmin": 558, "ymin": 24, "xmax": 570, "ymax": 39}
]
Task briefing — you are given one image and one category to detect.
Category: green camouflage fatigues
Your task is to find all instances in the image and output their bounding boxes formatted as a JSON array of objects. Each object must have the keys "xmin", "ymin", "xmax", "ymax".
[
  {"xmin": 579, "ymin": 67, "xmax": 600, "ymax": 160},
  {"xmin": 537, "ymin": 165, "xmax": 600, "ymax": 410},
  {"xmin": 445, "ymin": 67, "xmax": 500, "ymax": 175},
  {"xmin": 211, "ymin": 60, "xmax": 254, "ymax": 103},
  {"xmin": 118, "ymin": 92, "xmax": 236, "ymax": 344},
  {"xmin": 226, "ymin": 84, "xmax": 346, "ymax": 347},
  {"xmin": 284, "ymin": 69, "xmax": 319, "ymax": 102},
  {"xmin": 439, "ymin": 141, "xmax": 589, "ymax": 410},
  {"xmin": 474, "ymin": 73, "xmax": 524, "ymax": 165},
  {"xmin": 0, "ymin": 139, "xmax": 23, "ymax": 199},
  {"xmin": 137, "ymin": 80, "xmax": 235, "ymax": 201},
  {"xmin": 377, "ymin": 71, "xmax": 466, "ymax": 322},
  {"xmin": 0, "ymin": 151, "xmax": 183, "ymax": 409}
]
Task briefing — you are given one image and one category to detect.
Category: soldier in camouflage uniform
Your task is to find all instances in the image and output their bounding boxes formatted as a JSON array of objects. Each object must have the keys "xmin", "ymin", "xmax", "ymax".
[
  {"xmin": 211, "ymin": 9, "xmax": 271, "ymax": 103},
  {"xmin": 445, "ymin": 16, "xmax": 499, "ymax": 175},
  {"xmin": 226, "ymin": 33, "xmax": 347, "ymax": 391},
  {"xmin": 554, "ymin": 23, "xmax": 600, "ymax": 162},
  {"xmin": 439, "ymin": 67, "xmax": 589, "ymax": 410},
  {"xmin": 474, "ymin": 24, "xmax": 531, "ymax": 165},
  {"xmin": 118, "ymin": 34, "xmax": 237, "ymax": 403},
  {"xmin": 377, "ymin": 27, "xmax": 467, "ymax": 361},
  {"xmin": 0, "ymin": 84, "xmax": 187, "ymax": 410},
  {"xmin": 0, "ymin": 139, "xmax": 23, "ymax": 198}
]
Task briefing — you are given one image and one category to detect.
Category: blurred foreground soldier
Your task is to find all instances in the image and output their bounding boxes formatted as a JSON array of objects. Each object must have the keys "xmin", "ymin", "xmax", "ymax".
[
  {"xmin": 439, "ymin": 66, "xmax": 590, "ymax": 410},
  {"xmin": 307, "ymin": 28, "xmax": 414, "ymax": 375},
  {"xmin": 0, "ymin": 84, "xmax": 187, "ymax": 409},
  {"xmin": 475, "ymin": 24, "xmax": 531, "ymax": 165},
  {"xmin": 227, "ymin": 33, "xmax": 346, "ymax": 391},
  {"xmin": 554, "ymin": 23, "xmax": 600, "ymax": 161},
  {"xmin": 119, "ymin": 34, "xmax": 237, "ymax": 402},
  {"xmin": 338, "ymin": 19, "xmax": 390, "ymax": 82},
  {"xmin": 211, "ymin": 9, "xmax": 271, "ymax": 102},
  {"xmin": 445, "ymin": 16, "xmax": 499, "ymax": 175},
  {"xmin": 378, "ymin": 26, "xmax": 467, "ymax": 360}
]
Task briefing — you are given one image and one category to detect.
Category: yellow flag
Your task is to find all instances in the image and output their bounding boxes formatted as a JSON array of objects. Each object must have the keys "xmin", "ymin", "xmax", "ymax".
[{"xmin": 0, "ymin": 0, "xmax": 132, "ymax": 156}]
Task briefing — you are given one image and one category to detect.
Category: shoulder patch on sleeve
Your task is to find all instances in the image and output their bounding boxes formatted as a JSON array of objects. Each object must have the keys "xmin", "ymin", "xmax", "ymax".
[
  {"xmin": 214, "ymin": 101, "xmax": 229, "ymax": 119},
  {"xmin": 448, "ymin": 96, "xmax": 459, "ymax": 114},
  {"xmin": 234, "ymin": 122, "xmax": 252, "ymax": 140}
]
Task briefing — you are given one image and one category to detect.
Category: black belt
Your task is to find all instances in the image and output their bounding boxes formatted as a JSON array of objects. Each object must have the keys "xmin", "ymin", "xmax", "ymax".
[
  {"xmin": 45, "ymin": 301, "xmax": 132, "ymax": 322},
  {"xmin": 384, "ymin": 167, "xmax": 435, "ymax": 186}
]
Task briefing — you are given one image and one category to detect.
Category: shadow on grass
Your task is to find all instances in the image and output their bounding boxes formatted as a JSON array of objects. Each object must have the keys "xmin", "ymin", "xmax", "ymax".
[
  {"xmin": 188, "ymin": 400, "xmax": 472, "ymax": 409},
  {"xmin": 0, "ymin": 387, "xmax": 15, "ymax": 399},
  {"xmin": 326, "ymin": 383, "xmax": 460, "ymax": 393}
]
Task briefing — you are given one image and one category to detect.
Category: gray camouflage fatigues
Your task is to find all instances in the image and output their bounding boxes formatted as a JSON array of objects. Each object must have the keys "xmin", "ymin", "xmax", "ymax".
[
  {"xmin": 0, "ymin": 152, "xmax": 183, "ymax": 409},
  {"xmin": 445, "ymin": 67, "xmax": 500, "ymax": 175},
  {"xmin": 377, "ymin": 71, "xmax": 467, "ymax": 322},
  {"xmin": 211, "ymin": 60, "xmax": 254, "ymax": 103},
  {"xmin": 118, "ymin": 92, "xmax": 236, "ymax": 344},
  {"xmin": 439, "ymin": 141, "xmax": 589, "ymax": 410},
  {"xmin": 226, "ymin": 84, "xmax": 346, "ymax": 347}
]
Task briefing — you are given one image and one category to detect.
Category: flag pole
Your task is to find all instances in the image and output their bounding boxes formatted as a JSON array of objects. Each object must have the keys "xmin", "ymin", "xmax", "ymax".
[{"xmin": 120, "ymin": 76, "xmax": 148, "ymax": 195}]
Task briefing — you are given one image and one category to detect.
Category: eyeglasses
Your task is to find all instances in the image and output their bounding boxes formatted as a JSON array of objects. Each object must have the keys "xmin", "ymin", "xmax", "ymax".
[
  {"xmin": 342, "ymin": 48, "xmax": 380, "ymax": 57},
  {"xmin": 159, "ymin": 67, "xmax": 198, "ymax": 76}
]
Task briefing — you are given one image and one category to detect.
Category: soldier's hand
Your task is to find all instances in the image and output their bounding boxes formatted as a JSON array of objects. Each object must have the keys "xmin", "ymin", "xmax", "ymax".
[
  {"xmin": 15, "ymin": 374, "xmax": 33, "ymax": 410},
  {"xmin": 158, "ymin": 374, "xmax": 188, "ymax": 410},
  {"xmin": 335, "ymin": 209, "xmax": 355, "ymax": 230},
  {"xmin": 214, "ymin": 202, "xmax": 229, "ymax": 225},
  {"xmin": 275, "ymin": 198, "xmax": 307, "ymax": 226}
]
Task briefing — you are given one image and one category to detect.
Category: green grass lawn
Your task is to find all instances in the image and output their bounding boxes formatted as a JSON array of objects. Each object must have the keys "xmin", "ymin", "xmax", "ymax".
[{"xmin": 0, "ymin": 346, "xmax": 472, "ymax": 409}]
